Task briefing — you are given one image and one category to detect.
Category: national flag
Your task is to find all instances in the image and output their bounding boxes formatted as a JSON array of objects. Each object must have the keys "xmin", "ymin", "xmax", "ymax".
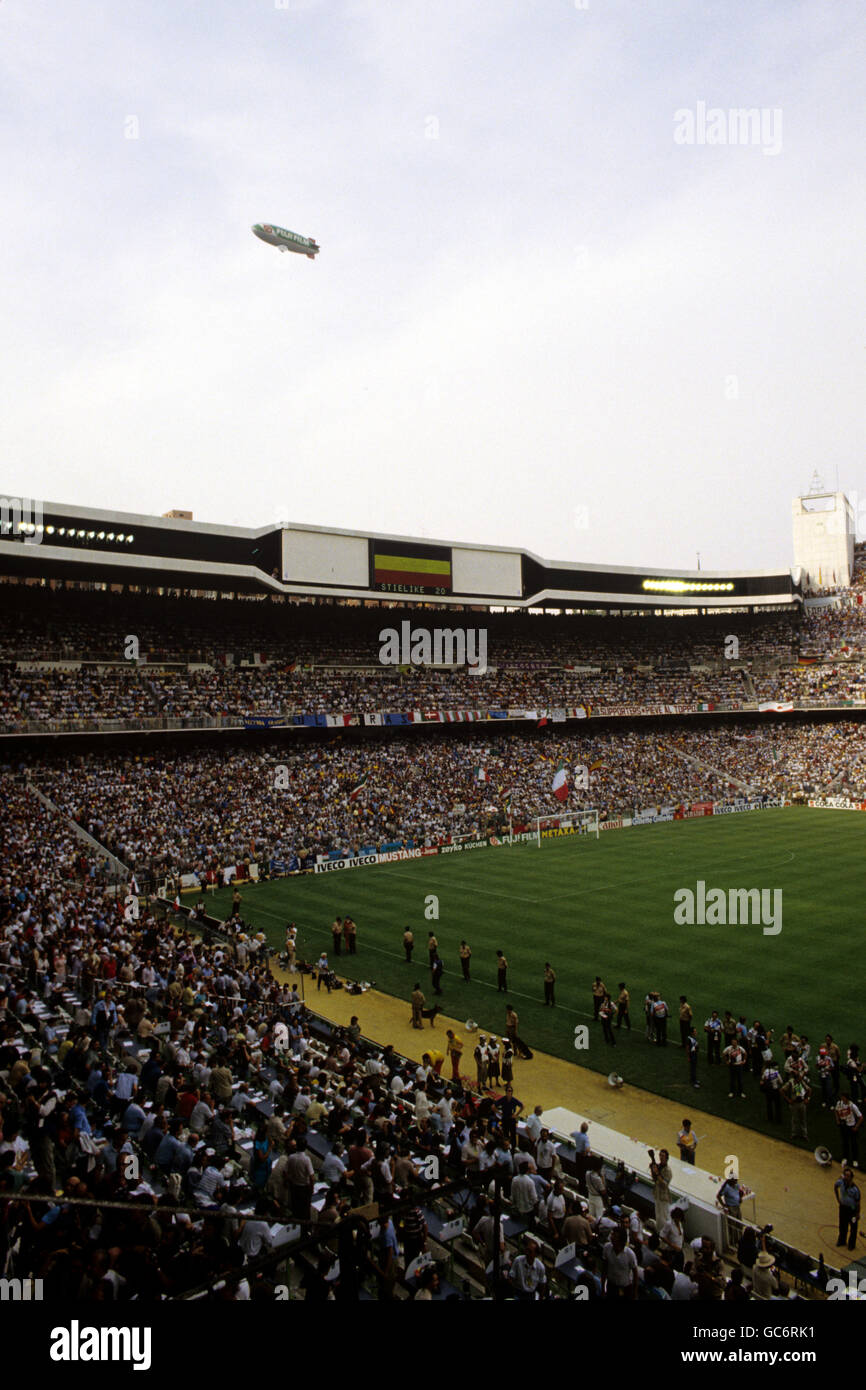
[
  {"xmin": 349, "ymin": 773, "xmax": 369, "ymax": 801},
  {"xmin": 537, "ymin": 710, "xmax": 549, "ymax": 727},
  {"xmin": 371, "ymin": 541, "xmax": 452, "ymax": 592},
  {"xmin": 588, "ymin": 759, "xmax": 603, "ymax": 772},
  {"xmin": 501, "ymin": 789, "xmax": 512, "ymax": 810},
  {"xmin": 130, "ymin": 874, "xmax": 139, "ymax": 895},
  {"xmin": 552, "ymin": 762, "xmax": 569, "ymax": 802},
  {"xmin": 475, "ymin": 766, "xmax": 488, "ymax": 783},
  {"xmin": 173, "ymin": 894, "xmax": 181, "ymax": 910}
]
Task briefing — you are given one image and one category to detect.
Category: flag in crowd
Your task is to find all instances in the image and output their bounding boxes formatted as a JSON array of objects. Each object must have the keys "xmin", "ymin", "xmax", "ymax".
[
  {"xmin": 349, "ymin": 773, "xmax": 369, "ymax": 801},
  {"xmin": 552, "ymin": 761, "xmax": 569, "ymax": 802}
]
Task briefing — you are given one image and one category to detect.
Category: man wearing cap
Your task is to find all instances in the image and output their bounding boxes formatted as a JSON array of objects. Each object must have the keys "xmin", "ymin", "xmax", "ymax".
[
  {"xmin": 752, "ymin": 1240, "xmax": 781, "ymax": 1299},
  {"xmin": 834, "ymin": 1166, "xmax": 861, "ymax": 1250}
]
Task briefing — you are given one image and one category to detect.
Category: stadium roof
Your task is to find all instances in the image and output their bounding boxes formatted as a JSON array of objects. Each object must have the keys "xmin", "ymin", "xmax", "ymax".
[{"xmin": 0, "ymin": 498, "xmax": 802, "ymax": 613}]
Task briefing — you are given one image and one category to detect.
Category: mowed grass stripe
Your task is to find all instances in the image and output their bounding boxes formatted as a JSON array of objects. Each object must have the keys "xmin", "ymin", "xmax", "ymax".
[{"xmin": 210, "ymin": 809, "xmax": 866, "ymax": 1148}]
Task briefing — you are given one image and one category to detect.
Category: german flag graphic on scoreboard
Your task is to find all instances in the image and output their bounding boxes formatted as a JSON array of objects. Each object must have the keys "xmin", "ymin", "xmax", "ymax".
[{"xmin": 370, "ymin": 540, "xmax": 452, "ymax": 595}]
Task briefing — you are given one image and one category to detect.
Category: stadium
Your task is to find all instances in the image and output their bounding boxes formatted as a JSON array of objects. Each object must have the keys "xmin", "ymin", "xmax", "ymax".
[{"xmin": 2, "ymin": 491, "xmax": 865, "ymax": 1308}]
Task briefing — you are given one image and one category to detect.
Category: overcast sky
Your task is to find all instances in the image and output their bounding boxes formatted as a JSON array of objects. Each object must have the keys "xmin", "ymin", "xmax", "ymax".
[{"xmin": 1, "ymin": 0, "xmax": 864, "ymax": 571}]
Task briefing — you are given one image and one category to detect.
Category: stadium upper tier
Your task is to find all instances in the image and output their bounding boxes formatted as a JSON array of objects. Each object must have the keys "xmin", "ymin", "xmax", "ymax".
[
  {"xmin": 0, "ymin": 498, "xmax": 801, "ymax": 611},
  {"xmin": 1, "ymin": 583, "xmax": 865, "ymax": 734}
]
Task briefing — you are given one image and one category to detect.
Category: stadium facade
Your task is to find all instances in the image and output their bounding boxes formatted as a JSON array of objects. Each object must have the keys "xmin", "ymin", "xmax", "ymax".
[{"xmin": 0, "ymin": 498, "xmax": 801, "ymax": 613}]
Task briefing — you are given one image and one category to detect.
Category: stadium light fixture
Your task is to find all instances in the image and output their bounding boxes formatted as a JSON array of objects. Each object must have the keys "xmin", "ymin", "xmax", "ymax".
[
  {"xmin": 642, "ymin": 579, "xmax": 735, "ymax": 594},
  {"xmin": 97, "ymin": 531, "xmax": 105, "ymax": 540}
]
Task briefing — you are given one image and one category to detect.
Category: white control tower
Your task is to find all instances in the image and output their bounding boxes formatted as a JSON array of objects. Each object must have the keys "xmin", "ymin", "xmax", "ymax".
[{"xmin": 791, "ymin": 473, "xmax": 854, "ymax": 592}]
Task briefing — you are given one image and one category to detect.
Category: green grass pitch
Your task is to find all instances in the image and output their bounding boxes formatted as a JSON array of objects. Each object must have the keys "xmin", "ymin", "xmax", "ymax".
[{"xmin": 207, "ymin": 808, "xmax": 865, "ymax": 1150}]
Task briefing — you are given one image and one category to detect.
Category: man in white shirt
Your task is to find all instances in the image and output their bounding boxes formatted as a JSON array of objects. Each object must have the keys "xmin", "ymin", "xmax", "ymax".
[
  {"xmin": 509, "ymin": 1237, "xmax": 547, "ymax": 1300},
  {"xmin": 189, "ymin": 1093, "xmax": 214, "ymax": 1135},
  {"xmin": 671, "ymin": 1265, "xmax": 699, "ymax": 1300},
  {"xmin": 524, "ymin": 1105, "xmax": 545, "ymax": 1146},
  {"xmin": 603, "ymin": 1229, "xmax": 638, "ymax": 1298},
  {"xmin": 238, "ymin": 1204, "xmax": 273, "ymax": 1261},
  {"xmin": 510, "ymin": 1166, "xmax": 539, "ymax": 1218},
  {"xmin": 544, "ymin": 1180, "xmax": 567, "ymax": 1243},
  {"xmin": 321, "ymin": 1144, "xmax": 348, "ymax": 1185}
]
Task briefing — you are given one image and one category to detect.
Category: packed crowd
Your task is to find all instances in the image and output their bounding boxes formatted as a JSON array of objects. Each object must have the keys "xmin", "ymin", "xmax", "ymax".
[
  {"xmin": 15, "ymin": 719, "xmax": 861, "ymax": 879},
  {"xmin": 4, "ymin": 581, "xmax": 866, "ymax": 733},
  {"xmin": 0, "ymin": 779, "xmax": 836, "ymax": 1302}
]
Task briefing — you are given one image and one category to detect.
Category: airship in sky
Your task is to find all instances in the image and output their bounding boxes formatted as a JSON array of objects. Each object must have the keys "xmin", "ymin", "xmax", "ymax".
[{"xmin": 252, "ymin": 222, "xmax": 320, "ymax": 259}]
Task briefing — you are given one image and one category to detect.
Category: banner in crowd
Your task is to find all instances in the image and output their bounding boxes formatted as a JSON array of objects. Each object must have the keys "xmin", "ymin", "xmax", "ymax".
[
  {"xmin": 632, "ymin": 806, "xmax": 676, "ymax": 825},
  {"xmin": 713, "ymin": 796, "xmax": 784, "ymax": 815},
  {"xmin": 592, "ymin": 703, "xmax": 698, "ymax": 718},
  {"xmin": 806, "ymin": 796, "xmax": 866, "ymax": 811},
  {"xmin": 313, "ymin": 853, "xmax": 378, "ymax": 873}
]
